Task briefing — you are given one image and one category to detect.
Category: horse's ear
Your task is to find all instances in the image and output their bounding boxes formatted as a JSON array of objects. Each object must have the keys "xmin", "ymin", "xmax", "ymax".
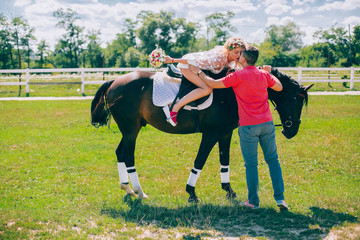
[{"xmin": 304, "ymin": 84, "xmax": 314, "ymax": 92}]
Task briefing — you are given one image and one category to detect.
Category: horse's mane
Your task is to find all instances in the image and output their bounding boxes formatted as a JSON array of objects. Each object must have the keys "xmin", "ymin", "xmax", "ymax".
[
  {"xmin": 269, "ymin": 68, "xmax": 308, "ymax": 106},
  {"xmin": 271, "ymin": 68, "xmax": 300, "ymax": 90}
]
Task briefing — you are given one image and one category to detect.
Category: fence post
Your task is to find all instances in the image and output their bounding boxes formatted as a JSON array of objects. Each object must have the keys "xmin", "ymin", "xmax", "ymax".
[
  {"xmin": 81, "ymin": 68, "xmax": 85, "ymax": 96},
  {"xmin": 297, "ymin": 67, "xmax": 302, "ymax": 84},
  {"xmin": 350, "ymin": 67, "xmax": 354, "ymax": 89},
  {"xmin": 26, "ymin": 68, "xmax": 30, "ymax": 97}
]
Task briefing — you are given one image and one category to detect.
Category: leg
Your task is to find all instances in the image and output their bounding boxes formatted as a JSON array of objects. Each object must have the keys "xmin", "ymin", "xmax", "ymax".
[
  {"xmin": 186, "ymin": 132, "xmax": 218, "ymax": 203},
  {"xmin": 172, "ymin": 68, "xmax": 212, "ymax": 112},
  {"xmin": 238, "ymin": 126, "xmax": 261, "ymax": 207},
  {"xmin": 116, "ymin": 132, "xmax": 148, "ymax": 199},
  {"xmin": 116, "ymin": 140, "xmax": 137, "ymax": 197},
  {"xmin": 259, "ymin": 122, "xmax": 285, "ymax": 203},
  {"xmin": 218, "ymin": 131, "xmax": 237, "ymax": 199}
]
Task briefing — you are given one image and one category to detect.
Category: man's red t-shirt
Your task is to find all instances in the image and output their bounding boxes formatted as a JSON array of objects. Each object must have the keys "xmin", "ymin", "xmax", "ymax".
[{"xmin": 222, "ymin": 66, "xmax": 276, "ymax": 126}]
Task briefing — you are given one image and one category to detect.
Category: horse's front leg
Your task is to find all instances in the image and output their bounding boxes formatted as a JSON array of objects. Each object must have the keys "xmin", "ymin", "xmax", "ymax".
[
  {"xmin": 186, "ymin": 132, "xmax": 218, "ymax": 203},
  {"xmin": 116, "ymin": 135, "xmax": 148, "ymax": 200},
  {"xmin": 218, "ymin": 131, "xmax": 237, "ymax": 200},
  {"xmin": 116, "ymin": 139, "xmax": 137, "ymax": 198}
]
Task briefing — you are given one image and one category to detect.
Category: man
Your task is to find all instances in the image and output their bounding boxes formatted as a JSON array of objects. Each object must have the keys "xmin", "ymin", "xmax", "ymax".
[{"xmin": 189, "ymin": 46, "xmax": 288, "ymax": 210}]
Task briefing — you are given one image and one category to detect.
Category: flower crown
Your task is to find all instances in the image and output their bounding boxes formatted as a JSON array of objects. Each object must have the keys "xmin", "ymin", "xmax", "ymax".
[
  {"xmin": 227, "ymin": 39, "xmax": 245, "ymax": 51},
  {"xmin": 149, "ymin": 45, "xmax": 165, "ymax": 69}
]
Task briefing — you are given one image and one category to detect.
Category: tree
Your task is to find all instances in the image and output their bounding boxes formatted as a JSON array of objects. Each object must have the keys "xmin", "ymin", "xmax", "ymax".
[
  {"xmin": 104, "ymin": 18, "xmax": 139, "ymax": 67},
  {"xmin": 256, "ymin": 39, "xmax": 299, "ymax": 67},
  {"xmin": 123, "ymin": 18, "xmax": 137, "ymax": 47},
  {"xmin": 172, "ymin": 17, "xmax": 199, "ymax": 57},
  {"xmin": 10, "ymin": 17, "xmax": 35, "ymax": 69},
  {"xmin": 36, "ymin": 40, "xmax": 50, "ymax": 68},
  {"xmin": 53, "ymin": 8, "xmax": 85, "ymax": 68},
  {"xmin": 22, "ymin": 27, "xmax": 36, "ymax": 68},
  {"xmin": 297, "ymin": 44, "xmax": 329, "ymax": 67},
  {"xmin": 265, "ymin": 22, "xmax": 304, "ymax": 52},
  {"xmin": 105, "ymin": 32, "xmax": 135, "ymax": 67},
  {"xmin": 205, "ymin": 11, "xmax": 235, "ymax": 48},
  {"xmin": 136, "ymin": 10, "xmax": 198, "ymax": 58},
  {"xmin": 255, "ymin": 40, "xmax": 280, "ymax": 66},
  {"xmin": 85, "ymin": 30, "xmax": 103, "ymax": 68},
  {"xmin": 9, "ymin": 17, "xmax": 35, "ymax": 95},
  {"xmin": 353, "ymin": 24, "xmax": 360, "ymax": 65},
  {"xmin": 0, "ymin": 14, "xmax": 14, "ymax": 69},
  {"xmin": 314, "ymin": 24, "xmax": 353, "ymax": 67},
  {"xmin": 124, "ymin": 47, "xmax": 141, "ymax": 67},
  {"xmin": 137, "ymin": 10, "xmax": 174, "ymax": 55}
]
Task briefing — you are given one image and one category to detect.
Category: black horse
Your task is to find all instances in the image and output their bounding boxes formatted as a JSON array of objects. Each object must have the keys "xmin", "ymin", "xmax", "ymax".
[{"xmin": 91, "ymin": 67, "xmax": 312, "ymax": 202}]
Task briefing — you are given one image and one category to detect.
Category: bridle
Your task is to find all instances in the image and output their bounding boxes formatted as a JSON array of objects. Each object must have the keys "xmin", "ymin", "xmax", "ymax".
[{"xmin": 270, "ymin": 92, "xmax": 306, "ymax": 128}]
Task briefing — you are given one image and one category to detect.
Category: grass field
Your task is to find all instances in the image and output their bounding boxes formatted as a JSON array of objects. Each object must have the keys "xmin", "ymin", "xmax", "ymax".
[{"xmin": 0, "ymin": 95, "xmax": 359, "ymax": 239}]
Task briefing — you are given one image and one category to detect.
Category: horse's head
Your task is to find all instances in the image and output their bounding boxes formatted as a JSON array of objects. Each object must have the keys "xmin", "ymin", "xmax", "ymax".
[{"xmin": 268, "ymin": 68, "xmax": 313, "ymax": 139}]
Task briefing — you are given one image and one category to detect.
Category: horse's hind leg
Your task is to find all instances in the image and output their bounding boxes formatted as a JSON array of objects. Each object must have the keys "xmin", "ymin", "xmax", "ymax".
[
  {"xmin": 218, "ymin": 131, "xmax": 237, "ymax": 200},
  {"xmin": 186, "ymin": 132, "xmax": 218, "ymax": 203}
]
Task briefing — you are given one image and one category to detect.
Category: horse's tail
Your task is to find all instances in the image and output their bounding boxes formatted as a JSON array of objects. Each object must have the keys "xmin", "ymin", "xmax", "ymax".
[{"xmin": 91, "ymin": 80, "xmax": 114, "ymax": 128}]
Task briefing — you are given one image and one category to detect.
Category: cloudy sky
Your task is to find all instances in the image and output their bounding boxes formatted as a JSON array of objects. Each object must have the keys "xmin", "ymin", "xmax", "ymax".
[{"xmin": 1, "ymin": 0, "xmax": 360, "ymax": 49}]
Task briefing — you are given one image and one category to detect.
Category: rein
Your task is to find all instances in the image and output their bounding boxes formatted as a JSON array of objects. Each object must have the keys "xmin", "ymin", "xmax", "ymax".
[
  {"xmin": 270, "ymin": 99, "xmax": 283, "ymax": 127},
  {"xmin": 270, "ymin": 92, "xmax": 306, "ymax": 128}
]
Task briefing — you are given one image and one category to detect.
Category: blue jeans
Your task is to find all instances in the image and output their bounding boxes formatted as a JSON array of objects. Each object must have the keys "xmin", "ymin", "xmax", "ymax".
[{"xmin": 238, "ymin": 121, "xmax": 285, "ymax": 207}]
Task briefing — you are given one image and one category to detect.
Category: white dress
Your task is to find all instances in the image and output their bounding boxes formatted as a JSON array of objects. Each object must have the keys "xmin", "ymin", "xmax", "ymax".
[{"xmin": 177, "ymin": 46, "xmax": 242, "ymax": 73}]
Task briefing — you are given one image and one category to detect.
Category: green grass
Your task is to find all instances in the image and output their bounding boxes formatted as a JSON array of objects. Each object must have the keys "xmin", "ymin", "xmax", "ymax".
[{"xmin": 0, "ymin": 96, "xmax": 359, "ymax": 239}]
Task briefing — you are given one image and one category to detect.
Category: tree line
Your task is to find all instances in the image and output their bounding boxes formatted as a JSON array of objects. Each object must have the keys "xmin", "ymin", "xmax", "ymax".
[{"xmin": 1, "ymin": 8, "xmax": 359, "ymax": 70}]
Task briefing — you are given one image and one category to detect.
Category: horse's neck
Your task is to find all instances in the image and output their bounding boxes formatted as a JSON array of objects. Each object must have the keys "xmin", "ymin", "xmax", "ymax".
[{"xmin": 271, "ymin": 71, "xmax": 300, "ymax": 101}]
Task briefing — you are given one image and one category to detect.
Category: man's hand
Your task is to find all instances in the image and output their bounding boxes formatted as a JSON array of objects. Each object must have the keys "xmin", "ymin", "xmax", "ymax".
[{"xmin": 262, "ymin": 65, "xmax": 272, "ymax": 73}]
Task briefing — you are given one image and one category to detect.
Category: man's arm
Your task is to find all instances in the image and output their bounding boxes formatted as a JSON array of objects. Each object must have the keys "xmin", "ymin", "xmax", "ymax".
[
  {"xmin": 270, "ymin": 75, "xmax": 283, "ymax": 91},
  {"xmin": 262, "ymin": 65, "xmax": 282, "ymax": 92},
  {"xmin": 188, "ymin": 65, "xmax": 227, "ymax": 89}
]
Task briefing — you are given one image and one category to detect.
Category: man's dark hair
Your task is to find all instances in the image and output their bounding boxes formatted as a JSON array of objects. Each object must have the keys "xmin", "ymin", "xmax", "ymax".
[{"xmin": 242, "ymin": 46, "xmax": 259, "ymax": 66}]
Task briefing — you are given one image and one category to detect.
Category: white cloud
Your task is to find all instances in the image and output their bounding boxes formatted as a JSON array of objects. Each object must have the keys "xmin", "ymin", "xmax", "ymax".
[
  {"xmin": 342, "ymin": 16, "xmax": 360, "ymax": 26},
  {"xmin": 232, "ymin": 16, "xmax": 256, "ymax": 26},
  {"xmin": 264, "ymin": 3, "xmax": 292, "ymax": 16},
  {"xmin": 291, "ymin": 8, "xmax": 305, "ymax": 15},
  {"xmin": 14, "ymin": 0, "xmax": 31, "ymax": 7},
  {"xmin": 248, "ymin": 28, "xmax": 266, "ymax": 43},
  {"xmin": 300, "ymin": 25, "xmax": 321, "ymax": 46},
  {"xmin": 182, "ymin": 0, "xmax": 258, "ymax": 12},
  {"xmin": 318, "ymin": 0, "xmax": 360, "ymax": 11},
  {"xmin": 263, "ymin": 0, "xmax": 287, "ymax": 6},
  {"xmin": 266, "ymin": 16, "xmax": 295, "ymax": 26},
  {"xmin": 293, "ymin": 0, "xmax": 316, "ymax": 6}
]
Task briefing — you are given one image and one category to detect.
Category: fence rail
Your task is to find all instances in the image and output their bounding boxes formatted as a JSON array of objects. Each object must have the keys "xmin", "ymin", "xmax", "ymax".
[{"xmin": 0, "ymin": 67, "xmax": 359, "ymax": 97}]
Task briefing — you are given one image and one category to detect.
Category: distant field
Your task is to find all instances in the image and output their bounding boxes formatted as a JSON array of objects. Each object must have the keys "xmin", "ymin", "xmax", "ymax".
[{"xmin": 0, "ymin": 95, "xmax": 359, "ymax": 239}]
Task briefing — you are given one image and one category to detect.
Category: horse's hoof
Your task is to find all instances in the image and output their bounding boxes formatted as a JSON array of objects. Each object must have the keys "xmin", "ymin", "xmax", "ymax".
[
  {"xmin": 222, "ymin": 183, "xmax": 237, "ymax": 200},
  {"xmin": 188, "ymin": 195, "xmax": 200, "ymax": 203},
  {"xmin": 186, "ymin": 184, "xmax": 200, "ymax": 203},
  {"xmin": 136, "ymin": 191, "xmax": 149, "ymax": 199},
  {"xmin": 226, "ymin": 191, "xmax": 237, "ymax": 200},
  {"xmin": 121, "ymin": 183, "xmax": 138, "ymax": 197}
]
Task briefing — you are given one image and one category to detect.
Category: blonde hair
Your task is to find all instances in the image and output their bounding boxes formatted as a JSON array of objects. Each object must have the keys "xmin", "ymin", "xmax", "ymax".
[
  {"xmin": 222, "ymin": 37, "xmax": 246, "ymax": 69},
  {"xmin": 223, "ymin": 37, "xmax": 246, "ymax": 51}
]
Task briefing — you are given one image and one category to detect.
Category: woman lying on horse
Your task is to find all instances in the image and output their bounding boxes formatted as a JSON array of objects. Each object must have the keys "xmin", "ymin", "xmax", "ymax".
[{"xmin": 164, "ymin": 36, "xmax": 246, "ymax": 126}]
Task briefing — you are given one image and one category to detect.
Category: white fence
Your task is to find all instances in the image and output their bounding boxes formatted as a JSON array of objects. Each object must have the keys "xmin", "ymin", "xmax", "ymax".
[{"xmin": 0, "ymin": 67, "xmax": 359, "ymax": 97}]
